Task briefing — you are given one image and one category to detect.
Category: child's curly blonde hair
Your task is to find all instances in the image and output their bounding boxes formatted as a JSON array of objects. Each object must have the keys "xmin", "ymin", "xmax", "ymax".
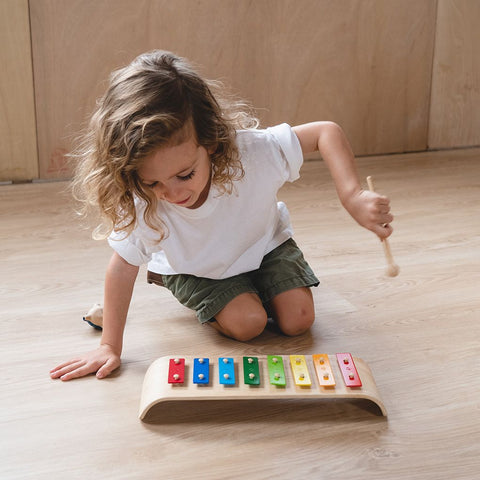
[{"xmin": 71, "ymin": 50, "xmax": 258, "ymax": 241}]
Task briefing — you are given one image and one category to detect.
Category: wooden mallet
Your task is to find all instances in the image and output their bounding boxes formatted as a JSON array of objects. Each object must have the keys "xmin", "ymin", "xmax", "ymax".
[{"xmin": 366, "ymin": 176, "xmax": 400, "ymax": 277}]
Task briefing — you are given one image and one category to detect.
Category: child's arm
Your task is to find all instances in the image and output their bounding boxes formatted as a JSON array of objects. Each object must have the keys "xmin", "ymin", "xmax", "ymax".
[
  {"xmin": 50, "ymin": 252, "xmax": 139, "ymax": 381},
  {"xmin": 292, "ymin": 121, "xmax": 394, "ymax": 239}
]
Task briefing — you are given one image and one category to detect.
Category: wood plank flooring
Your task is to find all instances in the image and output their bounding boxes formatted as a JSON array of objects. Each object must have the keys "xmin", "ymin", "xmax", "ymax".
[{"xmin": 1, "ymin": 148, "xmax": 479, "ymax": 479}]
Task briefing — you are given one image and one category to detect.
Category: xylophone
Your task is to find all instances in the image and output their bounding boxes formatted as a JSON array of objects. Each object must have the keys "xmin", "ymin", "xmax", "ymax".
[{"xmin": 139, "ymin": 354, "xmax": 387, "ymax": 419}]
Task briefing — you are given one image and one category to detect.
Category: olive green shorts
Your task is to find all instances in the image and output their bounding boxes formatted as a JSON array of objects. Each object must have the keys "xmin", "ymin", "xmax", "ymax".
[{"xmin": 147, "ymin": 238, "xmax": 319, "ymax": 324}]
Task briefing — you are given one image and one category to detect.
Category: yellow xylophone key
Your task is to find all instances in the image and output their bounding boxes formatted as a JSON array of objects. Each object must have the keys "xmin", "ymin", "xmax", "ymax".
[
  {"xmin": 289, "ymin": 355, "xmax": 312, "ymax": 386},
  {"xmin": 312, "ymin": 354, "xmax": 336, "ymax": 387}
]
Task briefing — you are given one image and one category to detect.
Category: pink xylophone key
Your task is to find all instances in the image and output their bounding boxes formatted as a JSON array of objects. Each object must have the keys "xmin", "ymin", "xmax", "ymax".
[{"xmin": 336, "ymin": 353, "xmax": 362, "ymax": 387}]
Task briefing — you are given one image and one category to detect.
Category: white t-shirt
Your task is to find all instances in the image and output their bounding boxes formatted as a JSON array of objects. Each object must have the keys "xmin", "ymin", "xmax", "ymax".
[{"xmin": 108, "ymin": 123, "xmax": 303, "ymax": 279}]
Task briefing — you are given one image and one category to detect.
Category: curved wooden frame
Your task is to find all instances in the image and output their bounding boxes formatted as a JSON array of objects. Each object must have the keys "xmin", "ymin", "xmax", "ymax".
[{"xmin": 139, "ymin": 355, "xmax": 387, "ymax": 420}]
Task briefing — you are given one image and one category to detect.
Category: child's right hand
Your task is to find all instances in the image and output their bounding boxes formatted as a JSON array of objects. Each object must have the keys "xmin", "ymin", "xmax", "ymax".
[
  {"xmin": 343, "ymin": 189, "xmax": 394, "ymax": 240},
  {"xmin": 50, "ymin": 344, "xmax": 121, "ymax": 381}
]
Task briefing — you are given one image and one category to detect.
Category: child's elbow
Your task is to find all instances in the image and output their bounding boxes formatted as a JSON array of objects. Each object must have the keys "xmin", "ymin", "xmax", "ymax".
[
  {"xmin": 319, "ymin": 121, "xmax": 343, "ymax": 137},
  {"xmin": 316, "ymin": 121, "xmax": 346, "ymax": 147}
]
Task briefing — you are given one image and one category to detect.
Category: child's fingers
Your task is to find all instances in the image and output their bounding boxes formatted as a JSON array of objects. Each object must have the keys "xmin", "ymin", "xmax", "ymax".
[
  {"xmin": 365, "ymin": 211, "xmax": 393, "ymax": 233},
  {"xmin": 50, "ymin": 359, "xmax": 85, "ymax": 379},
  {"xmin": 59, "ymin": 358, "xmax": 109, "ymax": 381},
  {"xmin": 50, "ymin": 358, "xmax": 81, "ymax": 374},
  {"xmin": 372, "ymin": 195, "xmax": 391, "ymax": 213},
  {"xmin": 96, "ymin": 358, "xmax": 120, "ymax": 379},
  {"xmin": 380, "ymin": 212, "xmax": 394, "ymax": 225},
  {"xmin": 50, "ymin": 358, "xmax": 103, "ymax": 381},
  {"xmin": 50, "ymin": 346, "xmax": 121, "ymax": 381},
  {"xmin": 59, "ymin": 364, "xmax": 96, "ymax": 381},
  {"xmin": 373, "ymin": 222, "xmax": 393, "ymax": 239},
  {"xmin": 367, "ymin": 193, "xmax": 393, "ymax": 227},
  {"xmin": 375, "ymin": 194, "xmax": 390, "ymax": 205}
]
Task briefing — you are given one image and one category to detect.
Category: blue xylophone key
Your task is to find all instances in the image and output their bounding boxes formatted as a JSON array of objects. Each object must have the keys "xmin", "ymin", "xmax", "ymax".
[
  {"xmin": 218, "ymin": 357, "xmax": 235, "ymax": 385},
  {"xmin": 193, "ymin": 357, "xmax": 210, "ymax": 384}
]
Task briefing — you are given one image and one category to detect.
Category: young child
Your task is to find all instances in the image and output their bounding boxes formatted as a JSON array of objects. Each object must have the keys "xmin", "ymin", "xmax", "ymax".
[{"xmin": 50, "ymin": 50, "xmax": 393, "ymax": 381}]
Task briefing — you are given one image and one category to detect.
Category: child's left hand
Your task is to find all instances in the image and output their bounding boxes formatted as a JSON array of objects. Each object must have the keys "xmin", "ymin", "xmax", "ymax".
[{"xmin": 343, "ymin": 189, "xmax": 394, "ymax": 239}]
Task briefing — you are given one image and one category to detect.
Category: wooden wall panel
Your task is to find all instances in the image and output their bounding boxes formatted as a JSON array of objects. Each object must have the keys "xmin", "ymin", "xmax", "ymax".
[
  {"xmin": 0, "ymin": 0, "xmax": 38, "ymax": 182},
  {"xmin": 429, "ymin": 0, "xmax": 480, "ymax": 149},
  {"xmin": 30, "ymin": 0, "xmax": 436, "ymax": 179}
]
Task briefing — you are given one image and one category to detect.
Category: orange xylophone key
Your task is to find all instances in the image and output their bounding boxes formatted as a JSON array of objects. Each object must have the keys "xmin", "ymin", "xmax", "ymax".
[{"xmin": 312, "ymin": 354, "xmax": 336, "ymax": 386}]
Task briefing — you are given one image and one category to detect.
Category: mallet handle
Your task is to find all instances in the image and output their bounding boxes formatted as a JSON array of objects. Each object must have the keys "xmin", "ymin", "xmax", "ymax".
[{"xmin": 366, "ymin": 176, "xmax": 399, "ymax": 277}]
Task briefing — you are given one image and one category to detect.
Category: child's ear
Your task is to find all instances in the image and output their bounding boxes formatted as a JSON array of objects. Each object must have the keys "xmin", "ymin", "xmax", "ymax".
[{"xmin": 207, "ymin": 145, "xmax": 217, "ymax": 155}]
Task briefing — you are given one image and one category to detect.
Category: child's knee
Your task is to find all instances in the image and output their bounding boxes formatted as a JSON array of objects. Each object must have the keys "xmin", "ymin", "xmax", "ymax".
[
  {"xmin": 214, "ymin": 309, "xmax": 267, "ymax": 342},
  {"xmin": 229, "ymin": 310, "xmax": 268, "ymax": 341},
  {"xmin": 213, "ymin": 293, "xmax": 268, "ymax": 341},
  {"xmin": 279, "ymin": 306, "xmax": 315, "ymax": 336},
  {"xmin": 268, "ymin": 287, "xmax": 315, "ymax": 336}
]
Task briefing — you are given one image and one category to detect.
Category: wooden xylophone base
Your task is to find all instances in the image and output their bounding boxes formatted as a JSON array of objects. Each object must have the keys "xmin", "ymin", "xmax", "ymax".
[{"xmin": 139, "ymin": 355, "xmax": 387, "ymax": 420}]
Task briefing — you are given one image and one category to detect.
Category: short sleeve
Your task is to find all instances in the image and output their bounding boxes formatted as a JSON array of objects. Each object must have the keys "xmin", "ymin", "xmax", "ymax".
[
  {"xmin": 108, "ymin": 230, "xmax": 153, "ymax": 266},
  {"xmin": 266, "ymin": 123, "xmax": 304, "ymax": 182}
]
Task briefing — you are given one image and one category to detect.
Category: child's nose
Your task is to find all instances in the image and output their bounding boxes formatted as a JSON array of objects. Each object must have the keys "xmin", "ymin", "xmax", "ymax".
[
  {"xmin": 153, "ymin": 183, "xmax": 180, "ymax": 202},
  {"xmin": 152, "ymin": 183, "xmax": 168, "ymax": 200}
]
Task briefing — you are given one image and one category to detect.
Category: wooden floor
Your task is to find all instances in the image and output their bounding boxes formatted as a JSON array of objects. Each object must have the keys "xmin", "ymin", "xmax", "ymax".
[{"xmin": 1, "ymin": 148, "xmax": 479, "ymax": 479}]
